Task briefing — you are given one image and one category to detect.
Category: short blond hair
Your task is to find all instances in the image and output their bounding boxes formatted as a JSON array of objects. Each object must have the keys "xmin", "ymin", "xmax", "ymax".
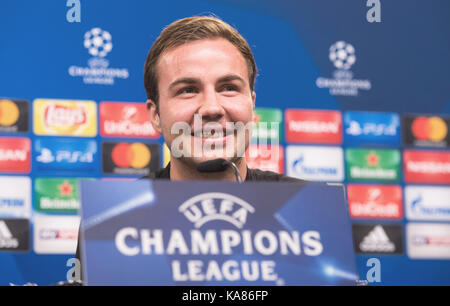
[{"xmin": 144, "ymin": 16, "xmax": 257, "ymax": 110}]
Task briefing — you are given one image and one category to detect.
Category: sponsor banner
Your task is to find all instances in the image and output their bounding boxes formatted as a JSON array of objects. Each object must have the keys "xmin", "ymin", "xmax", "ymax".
[
  {"xmin": 407, "ymin": 223, "xmax": 450, "ymax": 259},
  {"xmin": 285, "ymin": 109, "xmax": 342, "ymax": 144},
  {"xmin": 0, "ymin": 99, "xmax": 29, "ymax": 133},
  {"xmin": 0, "ymin": 137, "xmax": 31, "ymax": 173},
  {"xmin": 343, "ymin": 111, "xmax": 400, "ymax": 146},
  {"xmin": 0, "ymin": 219, "xmax": 29, "ymax": 252},
  {"xmin": 163, "ymin": 143, "xmax": 171, "ymax": 168},
  {"xmin": 99, "ymin": 102, "xmax": 159, "ymax": 138},
  {"xmin": 352, "ymin": 224, "xmax": 403, "ymax": 255},
  {"xmin": 33, "ymin": 216, "xmax": 80, "ymax": 254},
  {"xmin": 102, "ymin": 141, "xmax": 160, "ymax": 176},
  {"xmin": 345, "ymin": 148, "xmax": 401, "ymax": 182},
  {"xmin": 34, "ymin": 178, "xmax": 80, "ymax": 214},
  {"xmin": 286, "ymin": 146, "xmax": 344, "ymax": 181},
  {"xmin": 246, "ymin": 145, "xmax": 284, "ymax": 174},
  {"xmin": 0, "ymin": 176, "xmax": 31, "ymax": 218},
  {"xmin": 405, "ymin": 186, "xmax": 450, "ymax": 221},
  {"xmin": 347, "ymin": 184, "xmax": 402, "ymax": 219},
  {"xmin": 403, "ymin": 115, "xmax": 450, "ymax": 148},
  {"xmin": 34, "ymin": 138, "xmax": 98, "ymax": 173},
  {"xmin": 251, "ymin": 108, "xmax": 282, "ymax": 143},
  {"xmin": 403, "ymin": 150, "xmax": 450, "ymax": 184},
  {"xmin": 33, "ymin": 99, "xmax": 97, "ymax": 137}
]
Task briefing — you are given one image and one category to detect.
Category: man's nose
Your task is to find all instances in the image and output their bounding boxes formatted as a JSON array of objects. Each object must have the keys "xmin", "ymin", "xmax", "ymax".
[{"xmin": 197, "ymin": 87, "xmax": 225, "ymax": 120}]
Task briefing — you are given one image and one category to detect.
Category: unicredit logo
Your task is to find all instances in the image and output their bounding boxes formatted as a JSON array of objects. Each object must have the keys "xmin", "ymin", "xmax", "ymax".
[
  {"xmin": 104, "ymin": 120, "xmax": 155, "ymax": 136},
  {"xmin": 179, "ymin": 193, "xmax": 255, "ymax": 229},
  {"xmin": 348, "ymin": 185, "xmax": 402, "ymax": 219},
  {"xmin": 100, "ymin": 102, "xmax": 159, "ymax": 138},
  {"xmin": 44, "ymin": 104, "xmax": 87, "ymax": 127}
]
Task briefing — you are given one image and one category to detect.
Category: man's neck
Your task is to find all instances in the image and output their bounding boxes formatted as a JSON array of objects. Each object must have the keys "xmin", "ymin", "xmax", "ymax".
[{"xmin": 169, "ymin": 157, "xmax": 247, "ymax": 182}]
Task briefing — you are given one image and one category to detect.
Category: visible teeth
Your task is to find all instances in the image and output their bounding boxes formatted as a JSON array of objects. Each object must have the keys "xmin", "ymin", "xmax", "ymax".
[
  {"xmin": 193, "ymin": 131, "xmax": 226, "ymax": 138},
  {"xmin": 202, "ymin": 131, "xmax": 222, "ymax": 138}
]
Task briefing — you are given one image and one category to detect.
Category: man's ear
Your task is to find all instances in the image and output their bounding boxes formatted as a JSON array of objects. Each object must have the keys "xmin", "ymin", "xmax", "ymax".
[
  {"xmin": 251, "ymin": 91, "xmax": 256, "ymax": 109},
  {"xmin": 146, "ymin": 99, "xmax": 162, "ymax": 133}
]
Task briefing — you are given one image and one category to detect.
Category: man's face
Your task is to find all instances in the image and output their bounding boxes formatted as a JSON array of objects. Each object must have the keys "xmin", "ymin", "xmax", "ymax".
[{"xmin": 148, "ymin": 38, "xmax": 255, "ymax": 166}]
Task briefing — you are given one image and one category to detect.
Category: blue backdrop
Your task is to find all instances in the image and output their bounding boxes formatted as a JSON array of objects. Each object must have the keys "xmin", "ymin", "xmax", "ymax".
[{"xmin": 0, "ymin": 0, "xmax": 449, "ymax": 285}]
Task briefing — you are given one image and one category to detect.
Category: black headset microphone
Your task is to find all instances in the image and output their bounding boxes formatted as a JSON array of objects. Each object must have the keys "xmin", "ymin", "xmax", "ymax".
[{"xmin": 196, "ymin": 159, "xmax": 243, "ymax": 183}]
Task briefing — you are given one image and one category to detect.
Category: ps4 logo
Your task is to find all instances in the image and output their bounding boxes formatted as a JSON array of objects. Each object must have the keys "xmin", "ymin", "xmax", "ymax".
[
  {"xmin": 346, "ymin": 120, "xmax": 397, "ymax": 137},
  {"xmin": 37, "ymin": 148, "xmax": 93, "ymax": 164}
]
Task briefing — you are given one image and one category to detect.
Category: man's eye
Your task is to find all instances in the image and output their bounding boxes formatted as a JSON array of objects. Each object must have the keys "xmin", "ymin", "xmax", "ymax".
[
  {"xmin": 178, "ymin": 87, "xmax": 197, "ymax": 95},
  {"xmin": 221, "ymin": 84, "xmax": 238, "ymax": 92}
]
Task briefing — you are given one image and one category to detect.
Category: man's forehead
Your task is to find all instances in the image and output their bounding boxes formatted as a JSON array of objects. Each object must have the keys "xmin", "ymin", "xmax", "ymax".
[{"xmin": 156, "ymin": 38, "xmax": 249, "ymax": 82}]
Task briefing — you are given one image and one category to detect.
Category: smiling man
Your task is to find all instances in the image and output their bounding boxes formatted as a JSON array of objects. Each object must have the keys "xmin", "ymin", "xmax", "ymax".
[
  {"xmin": 74, "ymin": 17, "xmax": 301, "ymax": 283},
  {"xmin": 143, "ymin": 16, "xmax": 300, "ymax": 182}
]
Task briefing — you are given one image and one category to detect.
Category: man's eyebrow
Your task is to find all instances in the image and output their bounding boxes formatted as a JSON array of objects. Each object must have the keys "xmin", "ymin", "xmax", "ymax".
[
  {"xmin": 168, "ymin": 77, "xmax": 200, "ymax": 91},
  {"xmin": 217, "ymin": 74, "xmax": 245, "ymax": 84}
]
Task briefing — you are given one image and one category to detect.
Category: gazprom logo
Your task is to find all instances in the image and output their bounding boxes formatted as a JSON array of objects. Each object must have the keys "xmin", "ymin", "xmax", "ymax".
[{"xmin": 179, "ymin": 193, "xmax": 255, "ymax": 229}]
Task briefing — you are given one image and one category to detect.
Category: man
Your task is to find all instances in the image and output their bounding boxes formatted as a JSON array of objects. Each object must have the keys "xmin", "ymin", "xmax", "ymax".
[
  {"xmin": 74, "ymin": 15, "xmax": 303, "ymax": 284},
  {"xmin": 143, "ymin": 15, "xmax": 300, "ymax": 182}
]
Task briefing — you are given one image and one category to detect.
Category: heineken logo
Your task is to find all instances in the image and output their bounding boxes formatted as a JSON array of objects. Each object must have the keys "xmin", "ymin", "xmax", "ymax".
[
  {"xmin": 346, "ymin": 148, "xmax": 400, "ymax": 182},
  {"xmin": 34, "ymin": 178, "xmax": 80, "ymax": 213}
]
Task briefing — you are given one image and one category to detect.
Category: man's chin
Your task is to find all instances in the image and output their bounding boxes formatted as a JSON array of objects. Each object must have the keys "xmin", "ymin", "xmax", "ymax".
[{"xmin": 179, "ymin": 154, "xmax": 243, "ymax": 169}]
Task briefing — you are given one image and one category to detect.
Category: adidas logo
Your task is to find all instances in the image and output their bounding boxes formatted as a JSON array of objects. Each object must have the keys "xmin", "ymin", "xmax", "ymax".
[
  {"xmin": 359, "ymin": 225, "xmax": 395, "ymax": 252},
  {"xmin": 0, "ymin": 220, "xmax": 18, "ymax": 249}
]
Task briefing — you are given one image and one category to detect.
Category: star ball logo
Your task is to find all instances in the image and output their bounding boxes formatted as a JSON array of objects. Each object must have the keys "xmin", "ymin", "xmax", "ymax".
[
  {"xmin": 102, "ymin": 142, "xmax": 160, "ymax": 176},
  {"xmin": 84, "ymin": 28, "xmax": 112, "ymax": 58},
  {"xmin": 329, "ymin": 41, "xmax": 356, "ymax": 70},
  {"xmin": 0, "ymin": 99, "xmax": 29, "ymax": 133},
  {"xmin": 316, "ymin": 41, "xmax": 371, "ymax": 96},
  {"xmin": 68, "ymin": 28, "xmax": 129, "ymax": 85},
  {"xmin": 179, "ymin": 193, "xmax": 255, "ymax": 229}
]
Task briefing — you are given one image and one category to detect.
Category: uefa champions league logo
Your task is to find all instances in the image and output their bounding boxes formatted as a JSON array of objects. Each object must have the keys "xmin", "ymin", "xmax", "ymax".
[
  {"xmin": 68, "ymin": 27, "xmax": 129, "ymax": 85},
  {"xmin": 84, "ymin": 28, "xmax": 112, "ymax": 58},
  {"xmin": 316, "ymin": 40, "xmax": 371, "ymax": 96},
  {"xmin": 329, "ymin": 41, "xmax": 356, "ymax": 70}
]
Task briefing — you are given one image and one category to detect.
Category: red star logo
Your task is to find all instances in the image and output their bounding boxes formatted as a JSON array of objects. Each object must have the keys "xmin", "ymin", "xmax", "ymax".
[
  {"xmin": 58, "ymin": 180, "xmax": 74, "ymax": 197},
  {"xmin": 366, "ymin": 151, "xmax": 379, "ymax": 167}
]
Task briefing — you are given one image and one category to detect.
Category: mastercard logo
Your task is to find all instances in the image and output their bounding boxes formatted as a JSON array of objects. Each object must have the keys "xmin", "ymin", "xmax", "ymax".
[
  {"xmin": 111, "ymin": 143, "xmax": 151, "ymax": 169},
  {"xmin": 411, "ymin": 116, "xmax": 447, "ymax": 142},
  {"xmin": 0, "ymin": 99, "xmax": 20, "ymax": 126}
]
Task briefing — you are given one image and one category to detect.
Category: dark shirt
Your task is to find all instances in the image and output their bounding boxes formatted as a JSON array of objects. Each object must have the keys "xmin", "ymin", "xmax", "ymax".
[
  {"xmin": 75, "ymin": 164, "xmax": 305, "ymax": 282},
  {"xmin": 144, "ymin": 163, "xmax": 303, "ymax": 182}
]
